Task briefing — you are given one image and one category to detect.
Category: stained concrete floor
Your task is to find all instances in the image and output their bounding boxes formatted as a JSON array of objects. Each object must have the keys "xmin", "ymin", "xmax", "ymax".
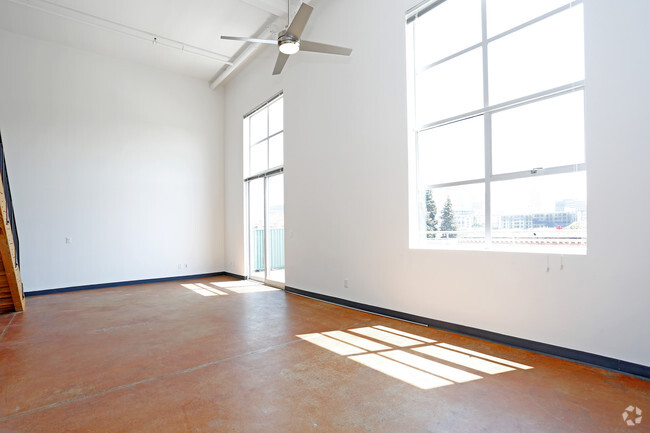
[{"xmin": 0, "ymin": 276, "xmax": 648, "ymax": 432}]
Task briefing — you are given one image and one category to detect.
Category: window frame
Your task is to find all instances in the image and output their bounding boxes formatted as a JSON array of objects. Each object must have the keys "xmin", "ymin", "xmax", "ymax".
[
  {"xmin": 244, "ymin": 91, "xmax": 284, "ymax": 182},
  {"xmin": 407, "ymin": 0, "xmax": 586, "ymax": 253},
  {"xmin": 243, "ymin": 92, "xmax": 285, "ymax": 287}
]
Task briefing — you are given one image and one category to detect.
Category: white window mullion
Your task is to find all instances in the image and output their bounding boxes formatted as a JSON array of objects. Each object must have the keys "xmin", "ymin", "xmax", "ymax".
[
  {"xmin": 481, "ymin": 0, "xmax": 492, "ymax": 245},
  {"xmin": 417, "ymin": 81, "xmax": 584, "ymax": 134},
  {"xmin": 266, "ymin": 105, "xmax": 270, "ymax": 173}
]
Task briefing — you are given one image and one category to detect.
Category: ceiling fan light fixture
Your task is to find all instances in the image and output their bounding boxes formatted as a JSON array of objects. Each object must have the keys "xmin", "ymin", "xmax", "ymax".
[
  {"xmin": 221, "ymin": 3, "xmax": 351, "ymax": 75},
  {"xmin": 279, "ymin": 39, "xmax": 300, "ymax": 55}
]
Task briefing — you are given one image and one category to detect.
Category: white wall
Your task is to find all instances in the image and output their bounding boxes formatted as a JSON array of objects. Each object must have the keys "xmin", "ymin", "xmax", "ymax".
[
  {"xmin": 0, "ymin": 29, "xmax": 225, "ymax": 291},
  {"xmin": 224, "ymin": 0, "xmax": 650, "ymax": 366}
]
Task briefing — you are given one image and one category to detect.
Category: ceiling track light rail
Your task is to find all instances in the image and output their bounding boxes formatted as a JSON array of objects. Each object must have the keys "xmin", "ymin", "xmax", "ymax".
[{"xmin": 7, "ymin": 0, "xmax": 233, "ymax": 65}]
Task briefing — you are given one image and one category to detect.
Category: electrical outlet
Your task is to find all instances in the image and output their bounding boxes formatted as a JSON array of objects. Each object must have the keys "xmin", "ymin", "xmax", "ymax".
[{"xmin": 344, "ymin": 279, "xmax": 348, "ymax": 288}]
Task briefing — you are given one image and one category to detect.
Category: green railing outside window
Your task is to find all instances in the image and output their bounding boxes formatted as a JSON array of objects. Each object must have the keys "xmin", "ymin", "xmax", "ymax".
[{"xmin": 252, "ymin": 228, "xmax": 284, "ymax": 272}]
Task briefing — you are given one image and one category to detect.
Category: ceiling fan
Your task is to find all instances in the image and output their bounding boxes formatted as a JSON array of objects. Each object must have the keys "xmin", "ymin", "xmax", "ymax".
[{"xmin": 221, "ymin": 2, "xmax": 352, "ymax": 75}]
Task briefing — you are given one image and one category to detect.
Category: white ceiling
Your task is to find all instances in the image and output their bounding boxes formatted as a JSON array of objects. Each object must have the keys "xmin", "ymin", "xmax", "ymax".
[{"xmin": 0, "ymin": 0, "xmax": 311, "ymax": 86}]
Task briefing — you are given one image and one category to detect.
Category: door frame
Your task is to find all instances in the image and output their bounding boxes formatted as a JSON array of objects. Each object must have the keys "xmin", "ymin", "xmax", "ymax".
[{"xmin": 245, "ymin": 168, "xmax": 285, "ymax": 289}]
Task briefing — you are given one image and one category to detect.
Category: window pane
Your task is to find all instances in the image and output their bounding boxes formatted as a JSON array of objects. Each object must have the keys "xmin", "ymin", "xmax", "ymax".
[
  {"xmin": 491, "ymin": 172, "xmax": 586, "ymax": 247},
  {"xmin": 417, "ymin": 48, "xmax": 484, "ymax": 124},
  {"xmin": 250, "ymin": 109, "xmax": 268, "ymax": 144},
  {"xmin": 269, "ymin": 98, "xmax": 283, "ymax": 136},
  {"xmin": 486, "ymin": 0, "xmax": 572, "ymax": 38},
  {"xmin": 269, "ymin": 133, "xmax": 283, "ymax": 169},
  {"xmin": 420, "ymin": 183, "xmax": 485, "ymax": 243},
  {"xmin": 250, "ymin": 140, "xmax": 268, "ymax": 175},
  {"xmin": 492, "ymin": 91, "xmax": 584, "ymax": 174},
  {"xmin": 243, "ymin": 117, "xmax": 250, "ymax": 178},
  {"xmin": 249, "ymin": 178, "xmax": 265, "ymax": 279},
  {"xmin": 418, "ymin": 116, "xmax": 485, "ymax": 186},
  {"xmin": 266, "ymin": 174, "xmax": 284, "ymax": 283},
  {"xmin": 488, "ymin": 5, "xmax": 584, "ymax": 104},
  {"xmin": 415, "ymin": 0, "xmax": 482, "ymax": 68}
]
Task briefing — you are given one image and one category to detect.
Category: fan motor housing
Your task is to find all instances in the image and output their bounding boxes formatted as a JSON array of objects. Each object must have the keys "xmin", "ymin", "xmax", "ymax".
[{"xmin": 278, "ymin": 31, "xmax": 299, "ymax": 50}]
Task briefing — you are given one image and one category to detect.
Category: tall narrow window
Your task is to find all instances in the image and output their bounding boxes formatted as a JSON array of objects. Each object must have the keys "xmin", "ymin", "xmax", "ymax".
[
  {"xmin": 244, "ymin": 93, "xmax": 285, "ymax": 285},
  {"xmin": 407, "ymin": 0, "xmax": 586, "ymax": 253}
]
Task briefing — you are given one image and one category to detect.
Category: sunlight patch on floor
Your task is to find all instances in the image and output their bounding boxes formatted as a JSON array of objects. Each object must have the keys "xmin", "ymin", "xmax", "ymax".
[
  {"xmin": 350, "ymin": 353, "xmax": 453, "ymax": 390},
  {"xmin": 298, "ymin": 333, "xmax": 366, "ymax": 356},
  {"xmin": 298, "ymin": 325, "xmax": 532, "ymax": 390},
  {"xmin": 182, "ymin": 280, "xmax": 280, "ymax": 296},
  {"xmin": 373, "ymin": 325, "xmax": 436, "ymax": 343},
  {"xmin": 381, "ymin": 350, "xmax": 482, "ymax": 383},
  {"xmin": 195, "ymin": 283, "xmax": 228, "ymax": 295},
  {"xmin": 414, "ymin": 345, "xmax": 515, "ymax": 375},
  {"xmin": 349, "ymin": 327, "xmax": 424, "ymax": 347},
  {"xmin": 181, "ymin": 283, "xmax": 227, "ymax": 297},
  {"xmin": 210, "ymin": 281, "xmax": 280, "ymax": 293},
  {"xmin": 436, "ymin": 342, "xmax": 534, "ymax": 370},
  {"xmin": 211, "ymin": 280, "xmax": 264, "ymax": 289},
  {"xmin": 322, "ymin": 330, "xmax": 390, "ymax": 351}
]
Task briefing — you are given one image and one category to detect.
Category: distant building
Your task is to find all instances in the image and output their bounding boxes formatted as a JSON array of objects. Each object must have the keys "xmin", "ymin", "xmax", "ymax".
[
  {"xmin": 496, "ymin": 212, "xmax": 577, "ymax": 230},
  {"xmin": 455, "ymin": 210, "xmax": 484, "ymax": 230}
]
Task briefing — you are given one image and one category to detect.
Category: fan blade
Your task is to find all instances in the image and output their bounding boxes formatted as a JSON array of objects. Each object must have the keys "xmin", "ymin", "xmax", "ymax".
[
  {"xmin": 300, "ymin": 40, "xmax": 352, "ymax": 56},
  {"xmin": 273, "ymin": 53, "xmax": 290, "ymax": 75},
  {"xmin": 286, "ymin": 3, "xmax": 313, "ymax": 39},
  {"xmin": 221, "ymin": 36, "xmax": 277, "ymax": 45}
]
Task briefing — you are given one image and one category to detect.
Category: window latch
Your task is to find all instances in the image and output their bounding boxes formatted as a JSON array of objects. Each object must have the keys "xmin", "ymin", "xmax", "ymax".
[{"xmin": 531, "ymin": 167, "xmax": 543, "ymax": 174}]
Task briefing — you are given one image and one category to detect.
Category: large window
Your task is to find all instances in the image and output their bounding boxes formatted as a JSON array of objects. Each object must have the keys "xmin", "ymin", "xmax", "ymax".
[
  {"xmin": 407, "ymin": 0, "xmax": 586, "ymax": 252},
  {"xmin": 244, "ymin": 93, "xmax": 285, "ymax": 285}
]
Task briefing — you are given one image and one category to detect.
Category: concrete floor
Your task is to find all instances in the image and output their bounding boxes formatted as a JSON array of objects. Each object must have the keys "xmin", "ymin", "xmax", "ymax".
[{"xmin": 0, "ymin": 276, "xmax": 648, "ymax": 432}]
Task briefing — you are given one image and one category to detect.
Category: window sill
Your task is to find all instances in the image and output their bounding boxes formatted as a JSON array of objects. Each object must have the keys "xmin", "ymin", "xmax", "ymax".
[{"xmin": 410, "ymin": 241, "xmax": 587, "ymax": 255}]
